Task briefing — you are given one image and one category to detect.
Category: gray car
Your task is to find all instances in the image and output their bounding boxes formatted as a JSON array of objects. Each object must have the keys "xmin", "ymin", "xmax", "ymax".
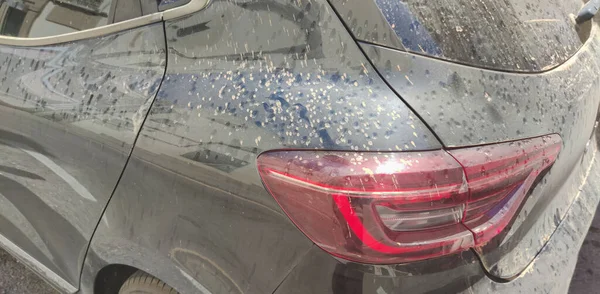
[{"xmin": 0, "ymin": 0, "xmax": 598, "ymax": 293}]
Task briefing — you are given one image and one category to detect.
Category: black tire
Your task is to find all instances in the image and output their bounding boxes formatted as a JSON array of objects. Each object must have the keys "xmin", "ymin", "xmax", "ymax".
[{"xmin": 119, "ymin": 271, "xmax": 178, "ymax": 294}]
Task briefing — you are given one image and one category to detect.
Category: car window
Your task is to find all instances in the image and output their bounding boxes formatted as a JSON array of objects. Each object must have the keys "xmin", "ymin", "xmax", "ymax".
[
  {"xmin": 0, "ymin": 0, "xmax": 160, "ymax": 38},
  {"xmin": 109, "ymin": 0, "xmax": 159, "ymax": 24},
  {"xmin": 374, "ymin": 0, "xmax": 586, "ymax": 71},
  {"xmin": 331, "ymin": 0, "xmax": 588, "ymax": 72}
]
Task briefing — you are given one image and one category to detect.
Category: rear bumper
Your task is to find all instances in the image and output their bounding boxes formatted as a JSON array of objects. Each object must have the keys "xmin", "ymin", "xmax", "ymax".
[{"xmin": 275, "ymin": 136, "xmax": 600, "ymax": 294}]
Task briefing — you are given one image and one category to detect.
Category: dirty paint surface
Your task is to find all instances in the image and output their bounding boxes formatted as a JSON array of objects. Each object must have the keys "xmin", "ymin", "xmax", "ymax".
[
  {"xmin": 462, "ymin": 136, "xmax": 600, "ymax": 293},
  {"xmin": 330, "ymin": 0, "xmax": 587, "ymax": 72},
  {"xmin": 81, "ymin": 0, "xmax": 600, "ymax": 293},
  {"xmin": 82, "ymin": 0, "xmax": 441, "ymax": 293},
  {"xmin": 0, "ymin": 23, "xmax": 165, "ymax": 289},
  {"xmin": 354, "ymin": 10, "xmax": 600, "ymax": 277},
  {"xmin": 361, "ymin": 28, "xmax": 600, "ymax": 277},
  {"xmin": 154, "ymin": 3, "xmax": 439, "ymax": 152}
]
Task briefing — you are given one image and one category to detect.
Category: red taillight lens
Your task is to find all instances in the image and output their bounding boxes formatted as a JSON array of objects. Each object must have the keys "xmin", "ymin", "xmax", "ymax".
[
  {"xmin": 257, "ymin": 135, "xmax": 561, "ymax": 264},
  {"xmin": 449, "ymin": 135, "xmax": 562, "ymax": 246},
  {"xmin": 258, "ymin": 151, "xmax": 474, "ymax": 264}
]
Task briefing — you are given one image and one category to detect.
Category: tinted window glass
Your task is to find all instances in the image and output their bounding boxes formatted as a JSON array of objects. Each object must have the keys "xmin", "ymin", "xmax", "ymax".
[
  {"xmin": 1, "ymin": 7, "xmax": 24, "ymax": 36},
  {"xmin": 0, "ymin": 0, "xmax": 112, "ymax": 38},
  {"xmin": 373, "ymin": 0, "xmax": 587, "ymax": 72},
  {"xmin": 158, "ymin": 0, "xmax": 190, "ymax": 11},
  {"xmin": 109, "ymin": 0, "xmax": 159, "ymax": 23}
]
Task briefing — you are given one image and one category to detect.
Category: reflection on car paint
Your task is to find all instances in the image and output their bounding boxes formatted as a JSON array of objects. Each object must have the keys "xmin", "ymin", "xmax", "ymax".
[
  {"xmin": 0, "ymin": 23, "xmax": 165, "ymax": 289},
  {"xmin": 374, "ymin": 0, "xmax": 441, "ymax": 56},
  {"xmin": 333, "ymin": 0, "xmax": 587, "ymax": 72},
  {"xmin": 82, "ymin": 0, "xmax": 445, "ymax": 293}
]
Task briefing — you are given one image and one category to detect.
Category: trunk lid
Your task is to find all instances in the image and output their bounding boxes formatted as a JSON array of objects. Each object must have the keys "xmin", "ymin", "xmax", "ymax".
[{"xmin": 329, "ymin": 0, "xmax": 600, "ymax": 279}]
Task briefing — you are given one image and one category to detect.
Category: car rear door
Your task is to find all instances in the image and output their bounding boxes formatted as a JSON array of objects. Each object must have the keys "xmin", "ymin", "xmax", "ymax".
[
  {"xmin": 328, "ymin": 0, "xmax": 600, "ymax": 279},
  {"xmin": 0, "ymin": 0, "xmax": 165, "ymax": 291}
]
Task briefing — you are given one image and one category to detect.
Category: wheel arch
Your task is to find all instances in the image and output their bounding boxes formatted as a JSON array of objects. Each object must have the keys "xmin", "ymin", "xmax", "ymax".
[{"xmin": 79, "ymin": 236, "xmax": 208, "ymax": 294}]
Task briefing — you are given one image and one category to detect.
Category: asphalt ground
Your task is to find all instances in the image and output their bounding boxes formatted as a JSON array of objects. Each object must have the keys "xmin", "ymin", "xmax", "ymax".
[{"xmin": 0, "ymin": 250, "xmax": 56, "ymax": 293}]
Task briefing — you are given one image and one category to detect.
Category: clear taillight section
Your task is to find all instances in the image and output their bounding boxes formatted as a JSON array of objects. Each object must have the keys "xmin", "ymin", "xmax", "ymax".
[{"xmin": 257, "ymin": 135, "xmax": 561, "ymax": 264}]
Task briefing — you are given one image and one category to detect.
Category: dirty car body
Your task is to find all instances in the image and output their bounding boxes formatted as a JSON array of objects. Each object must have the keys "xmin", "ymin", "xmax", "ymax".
[{"xmin": 0, "ymin": 0, "xmax": 598, "ymax": 293}]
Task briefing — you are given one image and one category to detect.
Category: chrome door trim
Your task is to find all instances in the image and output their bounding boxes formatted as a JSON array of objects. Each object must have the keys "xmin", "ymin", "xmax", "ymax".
[{"xmin": 0, "ymin": 0, "xmax": 209, "ymax": 46}]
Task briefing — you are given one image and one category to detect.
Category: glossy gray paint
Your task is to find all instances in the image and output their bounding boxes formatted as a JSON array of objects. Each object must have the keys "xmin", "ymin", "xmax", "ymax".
[
  {"xmin": 0, "ymin": 0, "xmax": 596, "ymax": 293},
  {"xmin": 81, "ymin": 0, "xmax": 600, "ymax": 293},
  {"xmin": 154, "ymin": 1, "xmax": 439, "ymax": 152},
  {"xmin": 325, "ymin": 0, "xmax": 404, "ymax": 51},
  {"xmin": 360, "ymin": 25, "xmax": 600, "ymax": 277},
  {"xmin": 275, "ymin": 248, "xmax": 486, "ymax": 294},
  {"xmin": 0, "ymin": 23, "xmax": 165, "ymax": 291},
  {"xmin": 81, "ymin": 0, "xmax": 442, "ymax": 293}
]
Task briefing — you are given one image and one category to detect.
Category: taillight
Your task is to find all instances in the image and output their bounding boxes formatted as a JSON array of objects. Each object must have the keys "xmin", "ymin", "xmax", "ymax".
[
  {"xmin": 449, "ymin": 135, "xmax": 562, "ymax": 246},
  {"xmin": 257, "ymin": 135, "xmax": 561, "ymax": 264}
]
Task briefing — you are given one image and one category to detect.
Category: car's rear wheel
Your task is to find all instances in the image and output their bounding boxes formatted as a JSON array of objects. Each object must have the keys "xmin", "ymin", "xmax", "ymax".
[{"xmin": 119, "ymin": 271, "xmax": 178, "ymax": 294}]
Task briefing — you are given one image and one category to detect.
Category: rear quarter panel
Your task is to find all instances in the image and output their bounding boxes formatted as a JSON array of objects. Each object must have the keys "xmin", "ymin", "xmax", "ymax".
[{"xmin": 81, "ymin": 0, "xmax": 441, "ymax": 293}]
